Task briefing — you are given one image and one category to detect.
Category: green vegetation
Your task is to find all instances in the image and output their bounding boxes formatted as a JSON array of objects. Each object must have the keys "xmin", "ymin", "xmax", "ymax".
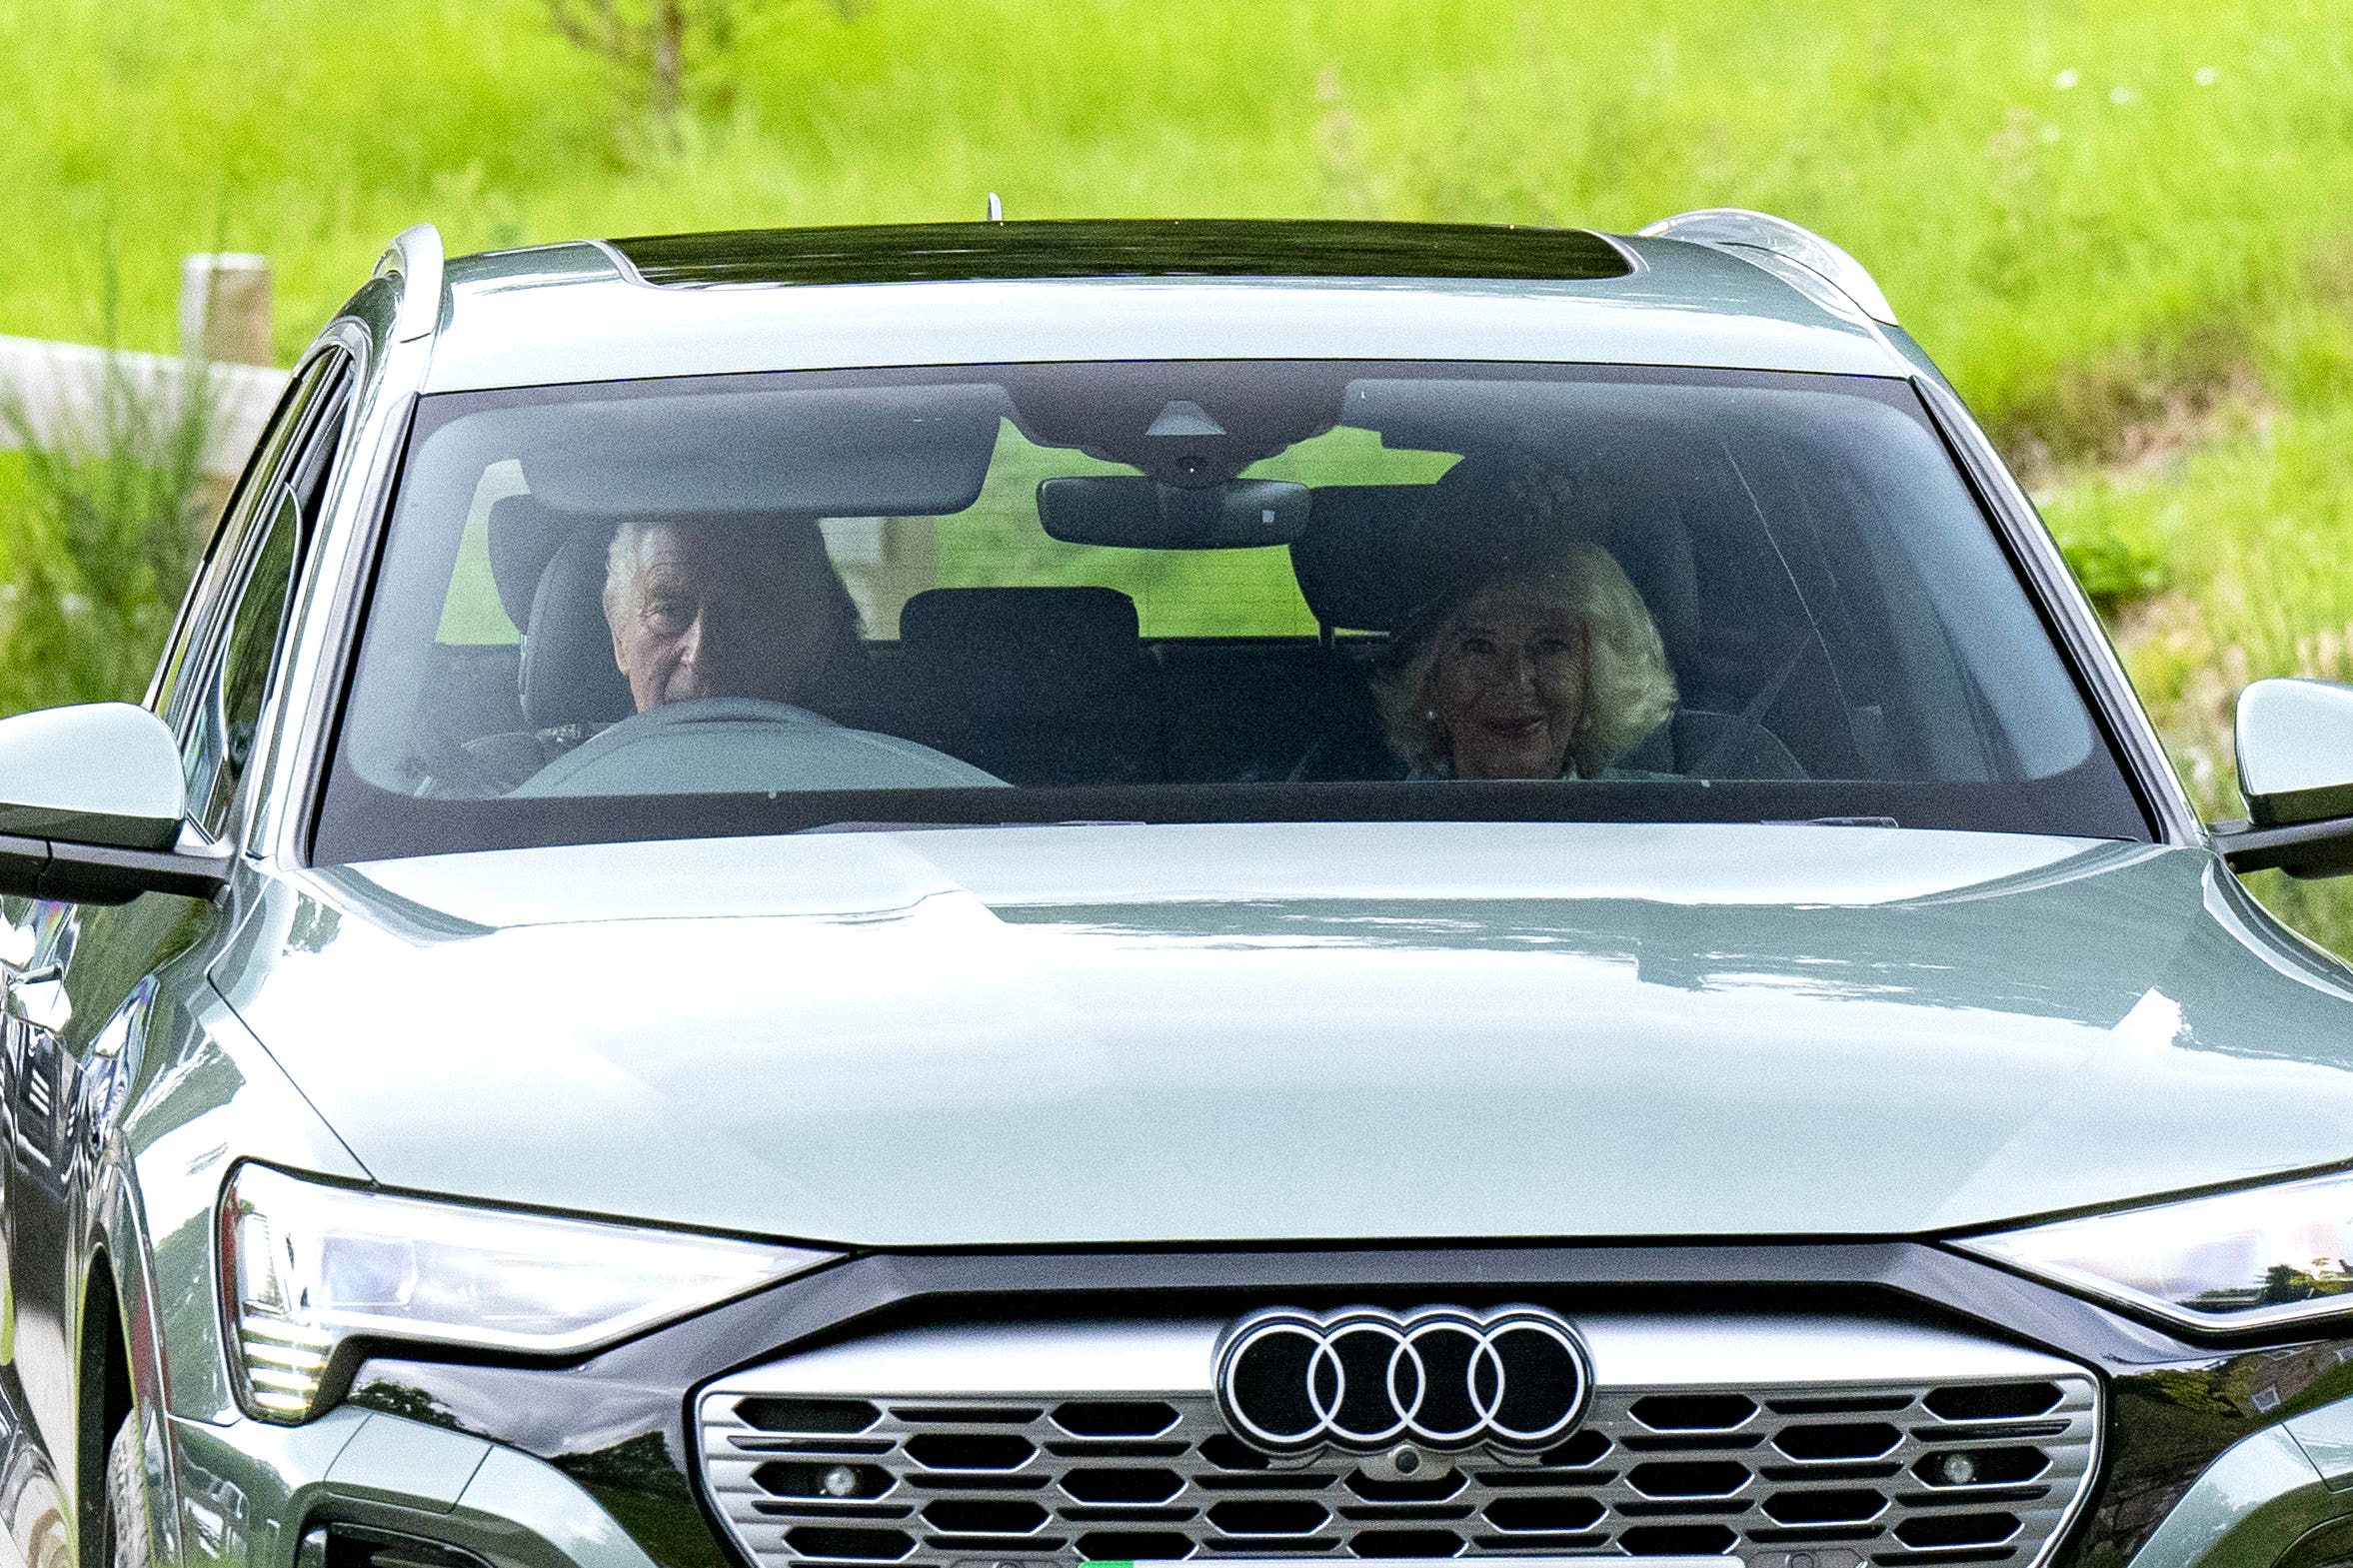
[
  {"xmin": 12, "ymin": 0, "xmax": 2352, "ymax": 388},
  {"xmin": 12, "ymin": 0, "xmax": 2353, "ymax": 941},
  {"xmin": 0, "ymin": 277, "xmax": 220, "ymax": 713}
]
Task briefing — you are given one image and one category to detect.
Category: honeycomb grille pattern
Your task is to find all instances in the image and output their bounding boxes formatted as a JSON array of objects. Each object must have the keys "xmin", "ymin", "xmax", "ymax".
[{"xmin": 700, "ymin": 1376, "xmax": 2097, "ymax": 1567}]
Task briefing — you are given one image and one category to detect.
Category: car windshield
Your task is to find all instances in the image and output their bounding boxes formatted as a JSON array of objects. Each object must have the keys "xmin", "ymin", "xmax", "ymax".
[{"xmin": 317, "ymin": 361, "xmax": 2149, "ymax": 860}]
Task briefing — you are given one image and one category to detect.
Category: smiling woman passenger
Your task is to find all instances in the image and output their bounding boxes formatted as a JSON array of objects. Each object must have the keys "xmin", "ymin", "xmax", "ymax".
[{"xmin": 1375, "ymin": 459, "xmax": 1677, "ymax": 780}]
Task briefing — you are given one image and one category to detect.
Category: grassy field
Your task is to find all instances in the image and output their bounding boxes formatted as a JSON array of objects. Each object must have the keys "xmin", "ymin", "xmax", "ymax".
[
  {"xmin": 11, "ymin": 0, "xmax": 2353, "ymax": 940},
  {"xmin": 9, "ymin": 0, "xmax": 2353, "ymax": 411}
]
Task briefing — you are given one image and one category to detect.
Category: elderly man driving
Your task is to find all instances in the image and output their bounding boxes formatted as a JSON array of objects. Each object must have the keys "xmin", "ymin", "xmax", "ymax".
[
  {"xmin": 602, "ymin": 516, "xmax": 859, "ymax": 713},
  {"xmin": 495, "ymin": 511, "xmax": 1005, "ymax": 798}
]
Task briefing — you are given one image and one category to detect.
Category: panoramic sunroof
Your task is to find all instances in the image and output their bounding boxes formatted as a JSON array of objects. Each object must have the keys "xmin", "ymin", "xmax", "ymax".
[{"xmin": 605, "ymin": 219, "xmax": 1633, "ymax": 288}]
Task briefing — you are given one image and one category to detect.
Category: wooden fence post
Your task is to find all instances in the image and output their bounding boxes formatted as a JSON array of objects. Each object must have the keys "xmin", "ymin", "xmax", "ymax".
[
  {"xmin": 180, "ymin": 254, "xmax": 273, "ymax": 526},
  {"xmin": 180, "ymin": 254, "xmax": 273, "ymax": 367}
]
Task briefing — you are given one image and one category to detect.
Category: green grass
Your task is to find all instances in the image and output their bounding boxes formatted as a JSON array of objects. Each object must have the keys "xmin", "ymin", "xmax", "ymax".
[
  {"xmin": 7, "ymin": 0, "xmax": 2353, "ymax": 414},
  {"xmin": 2041, "ymin": 403, "xmax": 2353, "ymax": 950},
  {"xmin": 19, "ymin": 0, "xmax": 2353, "ymax": 945}
]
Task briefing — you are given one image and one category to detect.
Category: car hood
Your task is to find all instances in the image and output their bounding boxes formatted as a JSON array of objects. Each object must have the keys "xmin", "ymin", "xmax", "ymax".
[{"xmin": 215, "ymin": 821, "xmax": 2353, "ymax": 1246}]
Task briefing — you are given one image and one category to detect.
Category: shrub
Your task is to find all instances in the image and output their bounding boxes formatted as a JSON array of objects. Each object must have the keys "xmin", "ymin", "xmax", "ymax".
[{"xmin": 0, "ymin": 323, "xmax": 219, "ymax": 713}]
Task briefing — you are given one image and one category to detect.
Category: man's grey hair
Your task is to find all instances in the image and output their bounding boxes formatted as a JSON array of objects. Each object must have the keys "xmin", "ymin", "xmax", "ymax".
[
  {"xmin": 601, "ymin": 516, "xmax": 862, "ymax": 637},
  {"xmin": 602, "ymin": 520, "xmax": 655, "ymax": 622}
]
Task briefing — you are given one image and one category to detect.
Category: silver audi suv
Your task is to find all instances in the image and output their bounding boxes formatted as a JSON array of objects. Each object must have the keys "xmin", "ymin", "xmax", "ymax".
[{"xmin": 3, "ymin": 214, "xmax": 2353, "ymax": 1568}]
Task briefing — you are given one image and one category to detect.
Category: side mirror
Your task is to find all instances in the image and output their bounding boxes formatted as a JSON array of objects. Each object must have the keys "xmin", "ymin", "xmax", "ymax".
[
  {"xmin": 0, "ymin": 704, "xmax": 232, "ymax": 903},
  {"xmin": 2214, "ymin": 679, "xmax": 2353, "ymax": 877}
]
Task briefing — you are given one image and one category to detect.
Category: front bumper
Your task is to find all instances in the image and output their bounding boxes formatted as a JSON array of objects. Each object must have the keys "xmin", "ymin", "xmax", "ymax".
[{"xmin": 172, "ymin": 1243, "xmax": 2353, "ymax": 1568}]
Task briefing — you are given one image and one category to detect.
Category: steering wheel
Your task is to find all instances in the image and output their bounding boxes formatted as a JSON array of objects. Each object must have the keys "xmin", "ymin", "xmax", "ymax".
[{"xmin": 511, "ymin": 697, "xmax": 1006, "ymax": 797}]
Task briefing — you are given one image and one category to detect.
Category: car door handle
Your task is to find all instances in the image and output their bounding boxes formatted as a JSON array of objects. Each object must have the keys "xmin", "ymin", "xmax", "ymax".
[{"xmin": 8, "ymin": 964, "xmax": 60, "ymax": 986}]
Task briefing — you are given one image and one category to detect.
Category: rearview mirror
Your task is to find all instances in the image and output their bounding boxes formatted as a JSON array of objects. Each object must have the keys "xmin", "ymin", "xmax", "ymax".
[
  {"xmin": 1038, "ymin": 476, "xmax": 1309, "ymax": 549},
  {"xmin": 2214, "ymin": 679, "xmax": 2353, "ymax": 878},
  {"xmin": 0, "ymin": 704, "xmax": 231, "ymax": 903}
]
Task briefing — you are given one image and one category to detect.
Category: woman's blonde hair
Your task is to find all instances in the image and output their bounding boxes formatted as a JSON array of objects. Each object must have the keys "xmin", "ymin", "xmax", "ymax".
[{"xmin": 1373, "ymin": 458, "xmax": 1677, "ymax": 779}]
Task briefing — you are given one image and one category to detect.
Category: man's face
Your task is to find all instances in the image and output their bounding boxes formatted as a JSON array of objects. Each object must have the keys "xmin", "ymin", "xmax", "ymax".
[{"xmin": 607, "ymin": 522, "xmax": 847, "ymax": 713}]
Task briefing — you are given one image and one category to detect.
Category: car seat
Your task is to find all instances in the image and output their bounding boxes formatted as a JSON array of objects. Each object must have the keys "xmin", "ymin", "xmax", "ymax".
[
  {"xmin": 517, "ymin": 523, "xmax": 636, "ymax": 730},
  {"xmin": 892, "ymin": 587, "xmax": 1165, "ymax": 786},
  {"xmin": 417, "ymin": 521, "xmax": 631, "ymax": 794},
  {"xmin": 485, "ymin": 492, "xmax": 570, "ymax": 638}
]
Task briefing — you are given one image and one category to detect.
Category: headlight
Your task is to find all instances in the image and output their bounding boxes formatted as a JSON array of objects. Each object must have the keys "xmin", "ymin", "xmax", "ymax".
[
  {"xmin": 219, "ymin": 1163, "xmax": 831, "ymax": 1422},
  {"xmin": 1959, "ymin": 1167, "xmax": 2353, "ymax": 1331}
]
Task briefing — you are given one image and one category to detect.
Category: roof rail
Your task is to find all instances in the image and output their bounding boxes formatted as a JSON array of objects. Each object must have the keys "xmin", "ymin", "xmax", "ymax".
[
  {"xmin": 1637, "ymin": 209, "xmax": 1896, "ymax": 326},
  {"xmin": 374, "ymin": 223, "xmax": 446, "ymax": 344}
]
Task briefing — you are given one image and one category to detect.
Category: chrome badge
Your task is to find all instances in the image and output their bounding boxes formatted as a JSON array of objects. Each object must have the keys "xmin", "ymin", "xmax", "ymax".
[{"xmin": 1213, "ymin": 1304, "xmax": 1593, "ymax": 1457}]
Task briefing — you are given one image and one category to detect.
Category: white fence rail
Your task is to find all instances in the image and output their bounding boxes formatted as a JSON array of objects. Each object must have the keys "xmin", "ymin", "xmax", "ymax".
[{"xmin": 0, "ymin": 335, "xmax": 290, "ymax": 480}]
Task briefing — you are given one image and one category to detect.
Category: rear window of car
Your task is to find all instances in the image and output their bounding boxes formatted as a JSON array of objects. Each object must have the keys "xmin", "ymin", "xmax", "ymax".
[{"xmin": 314, "ymin": 361, "xmax": 2149, "ymax": 861}]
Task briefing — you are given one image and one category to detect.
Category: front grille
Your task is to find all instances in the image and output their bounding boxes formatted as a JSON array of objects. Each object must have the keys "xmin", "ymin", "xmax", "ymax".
[{"xmin": 698, "ymin": 1316, "xmax": 2100, "ymax": 1568}]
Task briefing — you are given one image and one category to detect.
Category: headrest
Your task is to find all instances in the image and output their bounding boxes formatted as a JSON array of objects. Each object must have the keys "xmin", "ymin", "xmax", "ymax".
[
  {"xmin": 1289, "ymin": 486, "xmax": 1432, "ymax": 632},
  {"xmin": 901, "ymin": 587, "xmax": 1140, "ymax": 666},
  {"xmin": 486, "ymin": 493, "xmax": 569, "ymax": 633},
  {"xmin": 519, "ymin": 524, "xmax": 634, "ymax": 729}
]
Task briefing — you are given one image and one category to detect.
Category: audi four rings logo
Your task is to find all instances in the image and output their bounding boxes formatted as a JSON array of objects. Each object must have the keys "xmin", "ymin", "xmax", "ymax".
[{"xmin": 1213, "ymin": 1305, "xmax": 1594, "ymax": 1456}]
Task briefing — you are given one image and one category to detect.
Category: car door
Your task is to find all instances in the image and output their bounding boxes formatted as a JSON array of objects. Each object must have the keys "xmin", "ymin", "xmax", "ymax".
[{"xmin": 0, "ymin": 344, "xmax": 355, "ymax": 1563}]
